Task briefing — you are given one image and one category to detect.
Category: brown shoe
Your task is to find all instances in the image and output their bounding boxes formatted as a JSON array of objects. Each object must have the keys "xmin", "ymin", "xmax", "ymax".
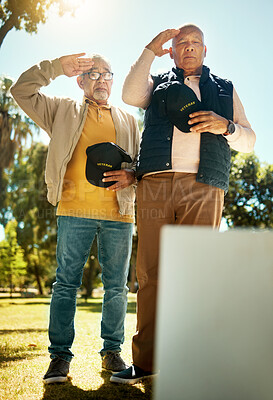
[{"xmin": 101, "ymin": 351, "xmax": 128, "ymax": 372}]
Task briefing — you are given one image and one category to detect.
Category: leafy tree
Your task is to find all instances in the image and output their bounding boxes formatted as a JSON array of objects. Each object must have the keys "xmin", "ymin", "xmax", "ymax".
[
  {"xmin": 0, "ymin": 76, "xmax": 38, "ymax": 221},
  {"xmin": 0, "ymin": 219, "xmax": 27, "ymax": 297},
  {"xmin": 0, "ymin": 0, "xmax": 75, "ymax": 214},
  {"xmin": 6, "ymin": 142, "xmax": 57, "ymax": 294},
  {"xmin": 223, "ymin": 151, "xmax": 273, "ymax": 228},
  {"xmin": 137, "ymin": 108, "xmax": 144, "ymax": 131},
  {"xmin": 0, "ymin": 0, "xmax": 74, "ymax": 48}
]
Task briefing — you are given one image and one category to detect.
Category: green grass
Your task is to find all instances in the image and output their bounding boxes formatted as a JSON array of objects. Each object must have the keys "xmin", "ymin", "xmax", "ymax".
[{"xmin": 0, "ymin": 295, "xmax": 153, "ymax": 400}]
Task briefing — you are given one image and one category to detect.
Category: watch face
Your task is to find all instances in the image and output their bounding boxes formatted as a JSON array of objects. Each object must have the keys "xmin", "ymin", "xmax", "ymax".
[{"xmin": 228, "ymin": 121, "xmax": 235, "ymax": 134}]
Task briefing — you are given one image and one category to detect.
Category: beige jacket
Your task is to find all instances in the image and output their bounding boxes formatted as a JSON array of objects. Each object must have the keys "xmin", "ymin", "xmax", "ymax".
[{"xmin": 11, "ymin": 58, "xmax": 140, "ymax": 217}]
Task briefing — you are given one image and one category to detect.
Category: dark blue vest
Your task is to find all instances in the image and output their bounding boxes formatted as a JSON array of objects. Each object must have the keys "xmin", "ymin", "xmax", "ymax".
[{"xmin": 136, "ymin": 65, "xmax": 233, "ymax": 193}]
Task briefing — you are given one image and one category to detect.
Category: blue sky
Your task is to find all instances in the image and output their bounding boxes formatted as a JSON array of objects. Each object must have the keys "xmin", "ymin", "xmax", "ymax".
[
  {"xmin": 1, "ymin": 0, "xmax": 272, "ymax": 163},
  {"xmin": 0, "ymin": 0, "xmax": 272, "ymax": 237}
]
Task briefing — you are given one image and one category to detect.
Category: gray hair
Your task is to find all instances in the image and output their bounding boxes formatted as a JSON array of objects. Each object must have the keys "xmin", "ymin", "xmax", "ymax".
[
  {"xmin": 175, "ymin": 23, "xmax": 204, "ymax": 40},
  {"xmin": 87, "ymin": 53, "xmax": 112, "ymax": 71}
]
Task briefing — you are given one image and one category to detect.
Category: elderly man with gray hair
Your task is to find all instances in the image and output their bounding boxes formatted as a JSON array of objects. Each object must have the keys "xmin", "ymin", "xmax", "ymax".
[
  {"xmin": 111, "ymin": 24, "xmax": 256, "ymax": 384},
  {"xmin": 11, "ymin": 52, "xmax": 140, "ymax": 383}
]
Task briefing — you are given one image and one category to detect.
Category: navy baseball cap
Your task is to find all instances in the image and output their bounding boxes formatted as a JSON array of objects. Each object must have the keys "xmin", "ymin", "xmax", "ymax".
[
  {"xmin": 153, "ymin": 81, "xmax": 203, "ymax": 132},
  {"xmin": 85, "ymin": 142, "xmax": 132, "ymax": 188}
]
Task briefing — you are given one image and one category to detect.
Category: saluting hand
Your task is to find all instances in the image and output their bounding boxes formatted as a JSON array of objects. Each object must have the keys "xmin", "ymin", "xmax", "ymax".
[
  {"xmin": 59, "ymin": 53, "xmax": 94, "ymax": 77},
  {"xmin": 189, "ymin": 111, "xmax": 229, "ymax": 135},
  {"xmin": 145, "ymin": 29, "xmax": 180, "ymax": 57}
]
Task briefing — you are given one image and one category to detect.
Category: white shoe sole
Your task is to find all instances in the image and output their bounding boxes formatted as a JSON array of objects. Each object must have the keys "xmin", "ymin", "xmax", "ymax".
[
  {"xmin": 43, "ymin": 376, "xmax": 68, "ymax": 384},
  {"xmin": 101, "ymin": 367, "xmax": 128, "ymax": 374},
  {"xmin": 110, "ymin": 373, "xmax": 157, "ymax": 385}
]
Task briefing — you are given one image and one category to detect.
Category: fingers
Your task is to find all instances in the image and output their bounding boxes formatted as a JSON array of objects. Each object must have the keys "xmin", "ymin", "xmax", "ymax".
[
  {"xmin": 102, "ymin": 169, "xmax": 135, "ymax": 191},
  {"xmin": 189, "ymin": 111, "xmax": 211, "ymax": 119},
  {"xmin": 146, "ymin": 28, "xmax": 180, "ymax": 57},
  {"xmin": 189, "ymin": 111, "xmax": 218, "ymax": 126},
  {"xmin": 188, "ymin": 113, "xmax": 228, "ymax": 134},
  {"xmin": 74, "ymin": 54, "xmax": 94, "ymax": 73},
  {"xmin": 73, "ymin": 52, "xmax": 87, "ymax": 58},
  {"xmin": 158, "ymin": 28, "xmax": 181, "ymax": 43},
  {"xmin": 189, "ymin": 114, "xmax": 211, "ymax": 126},
  {"xmin": 60, "ymin": 53, "xmax": 94, "ymax": 77},
  {"xmin": 103, "ymin": 170, "xmax": 124, "ymax": 178},
  {"xmin": 189, "ymin": 122, "xmax": 211, "ymax": 133}
]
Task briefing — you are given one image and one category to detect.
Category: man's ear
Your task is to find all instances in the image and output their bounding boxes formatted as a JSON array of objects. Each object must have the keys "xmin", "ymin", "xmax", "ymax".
[
  {"xmin": 204, "ymin": 45, "xmax": 207, "ymax": 57},
  {"xmin": 77, "ymin": 75, "xmax": 84, "ymax": 90},
  {"xmin": 169, "ymin": 47, "xmax": 173, "ymax": 59}
]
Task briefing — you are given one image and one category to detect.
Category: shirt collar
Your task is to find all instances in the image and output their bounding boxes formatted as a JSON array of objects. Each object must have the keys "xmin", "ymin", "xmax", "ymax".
[{"xmin": 84, "ymin": 96, "xmax": 111, "ymax": 109}]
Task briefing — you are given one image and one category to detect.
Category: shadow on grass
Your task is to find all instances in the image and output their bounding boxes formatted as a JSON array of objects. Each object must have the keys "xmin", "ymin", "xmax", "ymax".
[
  {"xmin": 0, "ymin": 300, "xmax": 136, "ymax": 313},
  {"xmin": 0, "ymin": 346, "xmax": 45, "ymax": 365},
  {"xmin": 0, "ymin": 328, "xmax": 47, "ymax": 365},
  {"xmin": 77, "ymin": 301, "xmax": 136, "ymax": 314},
  {"xmin": 0, "ymin": 298, "xmax": 137, "ymax": 313},
  {"xmin": 0, "ymin": 301, "xmax": 50, "ymax": 306},
  {"xmin": 42, "ymin": 370, "xmax": 152, "ymax": 400},
  {"xmin": 0, "ymin": 328, "xmax": 47, "ymax": 335}
]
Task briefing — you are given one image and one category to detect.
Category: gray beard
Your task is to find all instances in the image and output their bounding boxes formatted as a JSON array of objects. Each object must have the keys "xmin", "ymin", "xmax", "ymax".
[{"xmin": 93, "ymin": 90, "xmax": 108, "ymax": 102}]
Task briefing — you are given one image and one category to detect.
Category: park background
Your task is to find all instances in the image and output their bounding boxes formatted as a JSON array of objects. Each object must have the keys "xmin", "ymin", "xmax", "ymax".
[
  {"xmin": 1, "ymin": 0, "xmax": 273, "ymax": 297},
  {"xmin": 0, "ymin": 1, "xmax": 272, "ymax": 398}
]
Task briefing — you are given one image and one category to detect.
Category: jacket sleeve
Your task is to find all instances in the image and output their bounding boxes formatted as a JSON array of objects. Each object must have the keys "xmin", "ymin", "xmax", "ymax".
[
  {"xmin": 10, "ymin": 58, "xmax": 64, "ymax": 138},
  {"xmin": 122, "ymin": 48, "xmax": 155, "ymax": 109}
]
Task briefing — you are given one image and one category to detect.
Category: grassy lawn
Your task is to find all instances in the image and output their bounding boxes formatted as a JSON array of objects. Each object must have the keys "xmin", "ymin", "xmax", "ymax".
[{"xmin": 0, "ymin": 294, "xmax": 153, "ymax": 400}]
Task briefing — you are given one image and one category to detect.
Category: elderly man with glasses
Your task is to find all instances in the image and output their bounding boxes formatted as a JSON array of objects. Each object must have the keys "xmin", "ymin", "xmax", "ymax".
[{"xmin": 11, "ymin": 52, "xmax": 140, "ymax": 383}]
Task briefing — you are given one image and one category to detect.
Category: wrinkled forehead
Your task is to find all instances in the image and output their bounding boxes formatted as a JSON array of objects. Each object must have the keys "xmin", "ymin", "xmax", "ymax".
[
  {"xmin": 90, "ymin": 58, "xmax": 112, "ymax": 72},
  {"xmin": 173, "ymin": 26, "xmax": 204, "ymax": 45}
]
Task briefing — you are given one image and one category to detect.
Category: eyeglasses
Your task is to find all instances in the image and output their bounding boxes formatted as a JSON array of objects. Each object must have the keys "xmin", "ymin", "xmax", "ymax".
[{"xmin": 82, "ymin": 71, "xmax": 114, "ymax": 81}]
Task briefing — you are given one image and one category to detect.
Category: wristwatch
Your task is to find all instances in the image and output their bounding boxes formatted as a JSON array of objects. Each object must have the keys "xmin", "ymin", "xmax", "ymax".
[{"xmin": 224, "ymin": 120, "xmax": 235, "ymax": 136}]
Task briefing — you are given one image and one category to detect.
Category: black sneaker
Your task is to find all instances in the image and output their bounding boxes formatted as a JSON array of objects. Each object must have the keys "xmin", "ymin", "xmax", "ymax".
[
  {"xmin": 101, "ymin": 351, "xmax": 128, "ymax": 372},
  {"xmin": 110, "ymin": 364, "xmax": 157, "ymax": 384},
  {"xmin": 43, "ymin": 356, "xmax": 70, "ymax": 384}
]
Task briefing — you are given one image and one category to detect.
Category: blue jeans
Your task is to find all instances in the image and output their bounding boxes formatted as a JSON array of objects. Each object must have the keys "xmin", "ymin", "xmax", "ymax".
[{"xmin": 48, "ymin": 216, "xmax": 133, "ymax": 362}]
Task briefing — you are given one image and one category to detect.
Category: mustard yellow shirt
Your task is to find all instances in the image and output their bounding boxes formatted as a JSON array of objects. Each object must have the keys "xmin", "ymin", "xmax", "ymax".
[{"xmin": 57, "ymin": 100, "xmax": 133, "ymax": 223}]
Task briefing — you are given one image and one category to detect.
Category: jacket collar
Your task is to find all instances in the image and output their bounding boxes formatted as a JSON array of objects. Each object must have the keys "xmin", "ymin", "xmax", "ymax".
[{"xmin": 172, "ymin": 65, "xmax": 210, "ymax": 84}]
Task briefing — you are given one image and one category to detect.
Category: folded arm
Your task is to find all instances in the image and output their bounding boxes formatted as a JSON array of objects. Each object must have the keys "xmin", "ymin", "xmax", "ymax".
[
  {"xmin": 225, "ymin": 88, "xmax": 256, "ymax": 153},
  {"xmin": 188, "ymin": 88, "xmax": 256, "ymax": 153}
]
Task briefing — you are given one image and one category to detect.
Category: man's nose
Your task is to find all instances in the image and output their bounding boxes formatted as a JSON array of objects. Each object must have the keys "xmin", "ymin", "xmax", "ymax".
[
  {"xmin": 97, "ymin": 74, "xmax": 105, "ymax": 82},
  {"xmin": 185, "ymin": 43, "xmax": 194, "ymax": 51}
]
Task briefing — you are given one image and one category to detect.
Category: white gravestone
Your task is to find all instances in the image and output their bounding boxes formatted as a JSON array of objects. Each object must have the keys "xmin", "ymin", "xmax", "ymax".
[{"xmin": 154, "ymin": 226, "xmax": 273, "ymax": 400}]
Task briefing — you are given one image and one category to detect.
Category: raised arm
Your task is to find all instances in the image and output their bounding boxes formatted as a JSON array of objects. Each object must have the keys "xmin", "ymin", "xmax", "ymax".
[
  {"xmin": 11, "ymin": 53, "xmax": 93, "ymax": 137},
  {"xmin": 122, "ymin": 29, "xmax": 180, "ymax": 109}
]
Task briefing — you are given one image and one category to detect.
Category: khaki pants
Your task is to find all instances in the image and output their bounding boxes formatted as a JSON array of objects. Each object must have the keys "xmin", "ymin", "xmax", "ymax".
[{"xmin": 132, "ymin": 172, "xmax": 224, "ymax": 371}]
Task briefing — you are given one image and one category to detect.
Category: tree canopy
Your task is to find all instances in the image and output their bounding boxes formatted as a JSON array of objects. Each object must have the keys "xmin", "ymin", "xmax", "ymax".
[
  {"xmin": 0, "ymin": 0, "xmax": 73, "ymax": 48},
  {"xmin": 0, "ymin": 219, "xmax": 27, "ymax": 296},
  {"xmin": 0, "ymin": 76, "xmax": 38, "ymax": 220},
  {"xmin": 6, "ymin": 142, "xmax": 57, "ymax": 294},
  {"xmin": 223, "ymin": 151, "xmax": 273, "ymax": 228}
]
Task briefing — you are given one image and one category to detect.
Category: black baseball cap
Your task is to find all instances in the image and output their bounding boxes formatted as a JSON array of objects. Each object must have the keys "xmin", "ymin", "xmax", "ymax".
[
  {"xmin": 85, "ymin": 142, "xmax": 132, "ymax": 188},
  {"xmin": 154, "ymin": 81, "xmax": 203, "ymax": 132}
]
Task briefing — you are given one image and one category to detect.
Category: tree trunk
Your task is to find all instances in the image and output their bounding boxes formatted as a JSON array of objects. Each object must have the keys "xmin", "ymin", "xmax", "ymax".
[
  {"xmin": 0, "ymin": 166, "xmax": 3, "ymax": 209},
  {"xmin": 33, "ymin": 261, "xmax": 44, "ymax": 295},
  {"xmin": 0, "ymin": 15, "xmax": 17, "ymax": 48},
  {"xmin": 85, "ymin": 257, "xmax": 94, "ymax": 299},
  {"xmin": 9, "ymin": 273, "xmax": 13, "ymax": 298},
  {"xmin": 129, "ymin": 263, "xmax": 137, "ymax": 293}
]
